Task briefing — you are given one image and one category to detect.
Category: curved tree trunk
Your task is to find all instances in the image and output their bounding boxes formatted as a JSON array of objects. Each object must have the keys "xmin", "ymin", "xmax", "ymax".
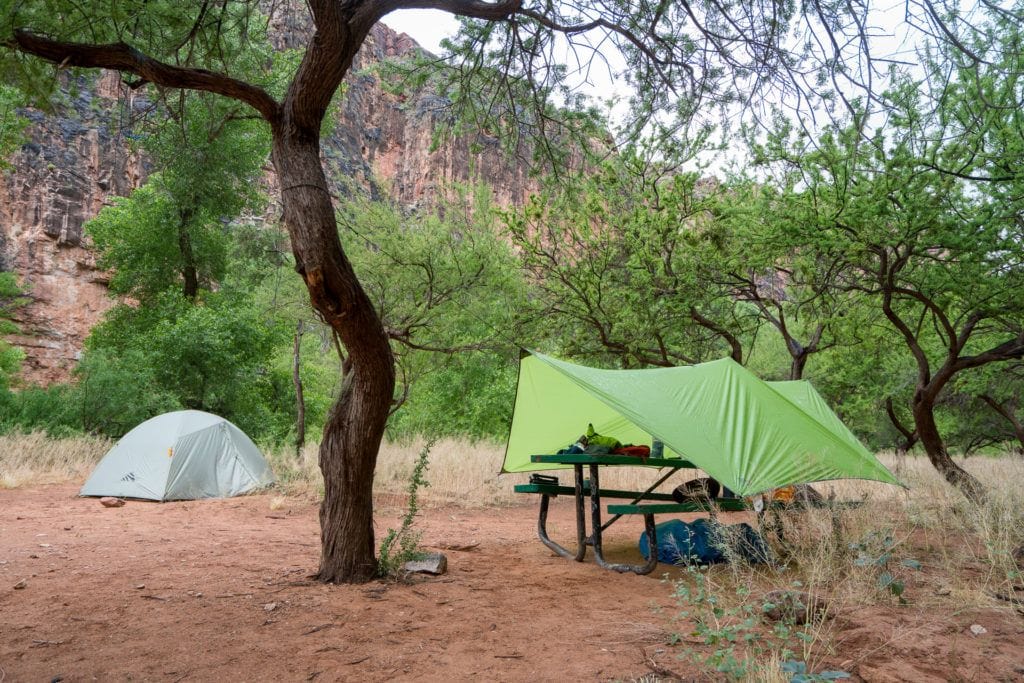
[
  {"xmin": 884, "ymin": 396, "xmax": 917, "ymax": 455},
  {"xmin": 271, "ymin": 132, "xmax": 395, "ymax": 583},
  {"xmin": 293, "ymin": 320, "xmax": 306, "ymax": 455},
  {"xmin": 913, "ymin": 394, "xmax": 985, "ymax": 502}
]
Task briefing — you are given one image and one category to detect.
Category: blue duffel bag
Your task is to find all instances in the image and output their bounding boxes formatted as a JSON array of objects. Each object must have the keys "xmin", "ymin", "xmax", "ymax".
[{"xmin": 639, "ymin": 518, "xmax": 769, "ymax": 565}]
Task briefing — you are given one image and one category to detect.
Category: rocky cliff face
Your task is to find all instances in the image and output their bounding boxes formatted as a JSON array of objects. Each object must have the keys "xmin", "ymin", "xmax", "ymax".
[{"xmin": 1, "ymin": 20, "xmax": 534, "ymax": 385}]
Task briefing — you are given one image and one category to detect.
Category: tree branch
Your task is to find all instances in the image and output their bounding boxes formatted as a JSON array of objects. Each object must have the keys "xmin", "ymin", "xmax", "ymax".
[
  {"xmin": 388, "ymin": 0, "xmax": 522, "ymax": 20},
  {"xmin": 10, "ymin": 29, "xmax": 281, "ymax": 123}
]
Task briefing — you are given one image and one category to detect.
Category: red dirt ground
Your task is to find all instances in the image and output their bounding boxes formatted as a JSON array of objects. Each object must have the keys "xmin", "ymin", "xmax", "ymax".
[{"xmin": 2, "ymin": 485, "xmax": 1023, "ymax": 682}]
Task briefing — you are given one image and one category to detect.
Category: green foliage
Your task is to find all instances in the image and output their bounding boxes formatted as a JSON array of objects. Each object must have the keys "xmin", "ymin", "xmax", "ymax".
[
  {"xmin": 387, "ymin": 350, "xmax": 516, "ymax": 442},
  {"xmin": 86, "ymin": 92, "xmax": 269, "ymax": 302},
  {"xmin": 671, "ymin": 567, "xmax": 827, "ymax": 680},
  {"xmin": 505, "ymin": 149, "xmax": 756, "ymax": 369},
  {"xmin": 83, "ymin": 289, "xmax": 288, "ymax": 438},
  {"xmin": 849, "ymin": 530, "xmax": 921, "ymax": 603},
  {"xmin": 378, "ymin": 440, "xmax": 432, "ymax": 578},
  {"xmin": 0, "ymin": 84, "xmax": 29, "ymax": 170},
  {"xmin": 0, "ymin": 272, "xmax": 27, "ymax": 394},
  {"xmin": 340, "ymin": 186, "xmax": 526, "ymax": 440},
  {"xmin": 74, "ymin": 348, "xmax": 181, "ymax": 436},
  {"xmin": 0, "ymin": 383, "xmax": 81, "ymax": 436}
]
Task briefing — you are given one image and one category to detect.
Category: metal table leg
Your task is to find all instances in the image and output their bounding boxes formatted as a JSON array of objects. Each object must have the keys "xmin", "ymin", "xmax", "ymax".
[
  {"xmin": 588, "ymin": 464, "xmax": 659, "ymax": 575},
  {"xmin": 535, "ymin": 463, "xmax": 587, "ymax": 562}
]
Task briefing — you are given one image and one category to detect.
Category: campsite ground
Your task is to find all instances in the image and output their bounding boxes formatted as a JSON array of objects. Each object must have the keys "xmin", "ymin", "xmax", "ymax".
[{"xmin": 2, "ymin": 481, "xmax": 1024, "ymax": 682}]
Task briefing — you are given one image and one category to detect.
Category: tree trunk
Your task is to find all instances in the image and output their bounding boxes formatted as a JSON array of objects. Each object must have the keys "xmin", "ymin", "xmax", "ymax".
[
  {"xmin": 271, "ymin": 131, "xmax": 395, "ymax": 583},
  {"xmin": 293, "ymin": 320, "xmax": 306, "ymax": 455},
  {"xmin": 177, "ymin": 208, "xmax": 199, "ymax": 301},
  {"xmin": 912, "ymin": 393, "xmax": 985, "ymax": 502},
  {"xmin": 789, "ymin": 350, "xmax": 808, "ymax": 380},
  {"xmin": 884, "ymin": 396, "xmax": 917, "ymax": 455}
]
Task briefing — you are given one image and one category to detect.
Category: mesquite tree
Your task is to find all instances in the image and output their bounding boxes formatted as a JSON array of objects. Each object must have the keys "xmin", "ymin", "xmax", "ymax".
[
  {"xmin": 2, "ymin": 0, "xmax": 988, "ymax": 580},
  {"xmin": 760, "ymin": 112, "xmax": 1023, "ymax": 502}
]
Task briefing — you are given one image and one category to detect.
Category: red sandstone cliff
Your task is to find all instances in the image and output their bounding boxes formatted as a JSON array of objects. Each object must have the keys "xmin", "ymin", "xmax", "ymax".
[{"xmin": 1, "ymin": 21, "xmax": 534, "ymax": 384}]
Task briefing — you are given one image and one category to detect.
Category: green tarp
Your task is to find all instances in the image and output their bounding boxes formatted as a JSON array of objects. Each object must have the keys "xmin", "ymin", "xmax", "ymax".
[{"xmin": 502, "ymin": 352, "xmax": 901, "ymax": 496}]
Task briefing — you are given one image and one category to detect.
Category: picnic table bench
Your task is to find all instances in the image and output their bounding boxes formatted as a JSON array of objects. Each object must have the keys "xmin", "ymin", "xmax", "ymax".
[{"xmin": 514, "ymin": 453, "xmax": 758, "ymax": 575}]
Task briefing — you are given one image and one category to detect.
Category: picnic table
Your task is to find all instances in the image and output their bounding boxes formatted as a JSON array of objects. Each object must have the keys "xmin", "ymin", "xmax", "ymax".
[{"xmin": 514, "ymin": 453, "xmax": 753, "ymax": 575}]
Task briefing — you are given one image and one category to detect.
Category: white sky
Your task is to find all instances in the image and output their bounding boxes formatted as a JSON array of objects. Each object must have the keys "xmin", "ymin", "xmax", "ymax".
[{"xmin": 380, "ymin": 10, "xmax": 460, "ymax": 55}]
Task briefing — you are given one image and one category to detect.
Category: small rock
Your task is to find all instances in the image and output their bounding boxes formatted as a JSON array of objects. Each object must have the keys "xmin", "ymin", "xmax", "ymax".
[
  {"xmin": 39, "ymin": 543, "xmax": 51, "ymax": 548},
  {"xmin": 14, "ymin": 579, "xmax": 28, "ymax": 590},
  {"xmin": 402, "ymin": 552, "xmax": 448, "ymax": 576},
  {"xmin": 969, "ymin": 624, "xmax": 987, "ymax": 636},
  {"xmin": 263, "ymin": 602, "xmax": 278, "ymax": 612},
  {"xmin": 762, "ymin": 590, "xmax": 828, "ymax": 625},
  {"xmin": 935, "ymin": 584, "xmax": 952, "ymax": 596},
  {"xmin": 100, "ymin": 497, "xmax": 125, "ymax": 508},
  {"xmin": 134, "ymin": 584, "xmax": 145, "ymax": 590}
]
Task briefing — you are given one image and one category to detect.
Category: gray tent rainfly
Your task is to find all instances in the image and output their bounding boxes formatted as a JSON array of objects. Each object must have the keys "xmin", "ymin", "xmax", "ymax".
[{"xmin": 81, "ymin": 410, "xmax": 275, "ymax": 501}]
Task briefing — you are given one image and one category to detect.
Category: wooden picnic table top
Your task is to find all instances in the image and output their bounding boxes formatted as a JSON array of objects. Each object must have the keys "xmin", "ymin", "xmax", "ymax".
[{"xmin": 530, "ymin": 453, "xmax": 698, "ymax": 469}]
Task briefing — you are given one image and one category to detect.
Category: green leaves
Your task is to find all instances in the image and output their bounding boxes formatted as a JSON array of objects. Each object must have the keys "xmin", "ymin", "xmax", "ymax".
[
  {"xmin": 337, "ymin": 186, "xmax": 525, "ymax": 441},
  {"xmin": 505, "ymin": 149, "xmax": 757, "ymax": 369},
  {"xmin": 0, "ymin": 84, "xmax": 29, "ymax": 171}
]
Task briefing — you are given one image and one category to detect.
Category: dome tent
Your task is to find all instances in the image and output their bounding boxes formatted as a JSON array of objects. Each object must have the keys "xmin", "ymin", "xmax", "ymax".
[{"xmin": 81, "ymin": 410, "xmax": 275, "ymax": 501}]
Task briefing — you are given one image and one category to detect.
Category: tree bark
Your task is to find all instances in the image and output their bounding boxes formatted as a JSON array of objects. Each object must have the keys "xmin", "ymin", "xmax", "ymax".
[
  {"xmin": 789, "ymin": 350, "xmax": 808, "ymax": 381},
  {"xmin": 884, "ymin": 396, "xmax": 917, "ymax": 455},
  {"xmin": 293, "ymin": 320, "xmax": 306, "ymax": 455},
  {"xmin": 912, "ymin": 392, "xmax": 985, "ymax": 502},
  {"xmin": 271, "ymin": 131, "xmax": 395, "ymax": 583},
  {"xmin": 177, "ymin": 208, "xmax": 199, "ymax": 301}
]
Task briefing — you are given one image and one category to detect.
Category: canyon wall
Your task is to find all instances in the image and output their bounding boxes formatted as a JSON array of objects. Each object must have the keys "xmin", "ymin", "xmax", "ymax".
[{"xmin": 1, "ymin": 20, "xmax": 534, "ymax": 385}]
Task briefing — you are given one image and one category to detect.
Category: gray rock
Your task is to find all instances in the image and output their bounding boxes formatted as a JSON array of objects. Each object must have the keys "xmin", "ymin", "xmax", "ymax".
[{"xmin": 403, "ymin": 552, "xmax": 447, "ymax": 576}]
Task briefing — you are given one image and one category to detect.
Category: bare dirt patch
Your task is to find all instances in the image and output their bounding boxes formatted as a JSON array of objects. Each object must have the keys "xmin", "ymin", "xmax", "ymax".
[{"xmin": 2, "ymin": 485, "xmax": 1023, "ymax": 681}]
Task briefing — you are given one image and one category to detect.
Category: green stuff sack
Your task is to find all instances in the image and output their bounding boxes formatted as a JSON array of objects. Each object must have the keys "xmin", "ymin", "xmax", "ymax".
[{"xmin": 586, "ymin": 423, "xmax": 621, "ymax": 449}]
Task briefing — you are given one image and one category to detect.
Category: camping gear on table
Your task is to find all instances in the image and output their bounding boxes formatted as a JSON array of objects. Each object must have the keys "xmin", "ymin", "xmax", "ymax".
[
  {"xmin": 639, "ymin": 518, "xmax": 770, "ymax": 565},
  {"xmin": 80, "ymin": 410, "xmax": 275, "ymax": 501},
  {"xmin": 613, "ymin": 445, "xmax": 651, "ymax": 458},
  {"xmin": 502, "ymin": 351, "xmax": 902, "ymax": 496}
]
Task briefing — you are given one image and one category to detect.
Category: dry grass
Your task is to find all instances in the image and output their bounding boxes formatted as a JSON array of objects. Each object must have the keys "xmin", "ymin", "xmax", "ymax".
[
  {"xmin": 0, "ymin": 431, "xmax": 112, "ymax": 489},
  {"xmin": 663, "ymin": 453, "xmax": 1024, "ymax": 680}
]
